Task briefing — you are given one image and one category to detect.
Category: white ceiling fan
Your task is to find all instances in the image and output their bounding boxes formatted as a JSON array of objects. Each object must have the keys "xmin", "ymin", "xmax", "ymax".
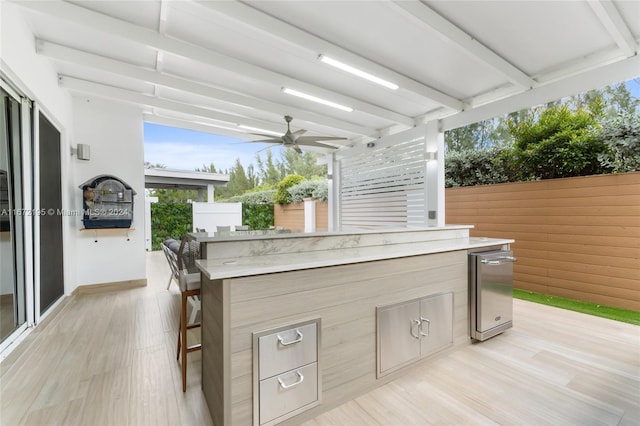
[{"xmin": 247, "ymin": 115, "xmax": 346, "ymax": 153}]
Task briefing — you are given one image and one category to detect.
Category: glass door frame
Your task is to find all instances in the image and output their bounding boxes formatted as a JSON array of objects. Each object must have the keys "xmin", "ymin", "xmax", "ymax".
[{"xmin": 0, "ymin": 77, "xmax": 34, "ymax": 356}]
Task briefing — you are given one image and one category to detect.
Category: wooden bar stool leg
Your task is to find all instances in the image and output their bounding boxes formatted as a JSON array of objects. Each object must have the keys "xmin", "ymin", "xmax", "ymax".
[
  {"xmin": 176, "ymin": 316, "xmax": 181, "ymax": 360},
  {"xmin": 181, "ymin": 292, "xmax": 188, "ymax": 392}
]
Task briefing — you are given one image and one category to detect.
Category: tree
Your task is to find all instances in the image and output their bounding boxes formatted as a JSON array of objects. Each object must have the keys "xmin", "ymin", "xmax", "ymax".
[
  {"xmin": 196, "ymin": 162, "xmax": 217, "ymax": 173},
  {"xmin": 281, "ymin": 149, "xmax": 327, "ymax": 178},
  {"xmin": 218, "ymin": 158, "xmax": 252, "ymax": 198},
  {"xmin": 505, "ymin": 105, "xmax": 608, "ymax": 180},
  {"xmin": 445, "ymin": 125, "xmax": 477, "ymax": 151},
  {"xmin": 256, "ymin": 149, "xmax": 283, "ymax": 187}
]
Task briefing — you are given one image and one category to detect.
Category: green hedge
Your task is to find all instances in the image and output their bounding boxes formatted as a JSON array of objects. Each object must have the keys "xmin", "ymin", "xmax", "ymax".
[
  {"xmin": 150, "ymin": 202, "xmax": 192, "ymax": 250},
  {"xmin": 242, "ymin": 203, "xmax": 274, "ymax": 230}
]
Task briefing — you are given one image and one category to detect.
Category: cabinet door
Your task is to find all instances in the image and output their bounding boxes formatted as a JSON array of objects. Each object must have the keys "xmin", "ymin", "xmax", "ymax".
[
  {"xmin": 378, "ymin": 300, "xmax": 421, "ymax": 375},
  {"xmin": 420, "ymin": 292, "xmax": 453, "ymax": 357}
]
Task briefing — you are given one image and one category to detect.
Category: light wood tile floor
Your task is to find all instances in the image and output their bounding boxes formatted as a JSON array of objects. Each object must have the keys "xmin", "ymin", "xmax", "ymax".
[{"xmin": 1, "ymin": 251, "xmax": 638, "ymax": 426}]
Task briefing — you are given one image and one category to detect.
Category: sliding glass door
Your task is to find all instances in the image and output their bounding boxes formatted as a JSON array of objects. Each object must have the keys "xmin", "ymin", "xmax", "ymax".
[{"xmin": 0, "ymin": 85, "xmax": 27, "ymax": 346}]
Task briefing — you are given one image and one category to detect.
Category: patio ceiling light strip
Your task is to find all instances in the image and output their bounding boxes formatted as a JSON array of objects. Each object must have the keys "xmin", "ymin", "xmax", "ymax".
[
  {"xmin": 282, "ymin": 87, "xmax": 353, "ymax": 112},
  {"xmin": 319, "ymin": 55, "xmax": 399, "ymax": 90}
]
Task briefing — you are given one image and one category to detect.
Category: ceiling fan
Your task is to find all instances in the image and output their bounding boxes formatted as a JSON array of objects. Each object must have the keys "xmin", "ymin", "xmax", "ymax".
[{"xmin": 247, "ymin": 115, "xmax": 346, "ymax": 153}]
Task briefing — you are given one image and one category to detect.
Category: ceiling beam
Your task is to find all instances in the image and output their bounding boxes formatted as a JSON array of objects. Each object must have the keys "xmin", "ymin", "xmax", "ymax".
[
  {"xmin": 58, "ymin": 75, "xmax": 320, "ymax": 134},
  {"xmin": 196, "ymin": 0, "xmax": 463, "ymax": 111},
  {"xmin": 587, "ymin": 0, "xmax": 638, "ymax": 57},
  {"xmin": 36, "ymin": 40, "xmax": 373, "ymax": 136},
  {"xmin": 14, "ymin": 0, "xmax": 414, "ymax": 127},
  {"xmin": 390, "ymin": 0, "xmax": 536, "ymax": 89},
  {"xmin": 440, "ymin": 54, "xmax": 640, "ymax": 131}
]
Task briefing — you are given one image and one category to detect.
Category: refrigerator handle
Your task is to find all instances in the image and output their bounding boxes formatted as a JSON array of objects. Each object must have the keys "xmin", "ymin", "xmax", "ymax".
[{"xmin": 481, "ymin": 256, "xmax": 517, "ymax": 265}]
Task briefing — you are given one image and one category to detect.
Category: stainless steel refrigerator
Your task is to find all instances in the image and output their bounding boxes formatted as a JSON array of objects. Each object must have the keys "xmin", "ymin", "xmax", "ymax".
[{"xmin": 469, "ymin": 250, "xmax": 516, "ymax": 341}]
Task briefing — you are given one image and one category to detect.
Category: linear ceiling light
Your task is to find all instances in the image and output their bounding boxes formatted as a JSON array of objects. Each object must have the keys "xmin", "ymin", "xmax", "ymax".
[
  {"xmin": 238, "ymin": 125, "xmax": 282, "ymax": 136},
  {"xmin": 282, "ymin": 87, "xmax": 353, "ymax": 112},
  {"xmin": 319, "ymin": 55, "xmax": 399, "ymax": 90}
]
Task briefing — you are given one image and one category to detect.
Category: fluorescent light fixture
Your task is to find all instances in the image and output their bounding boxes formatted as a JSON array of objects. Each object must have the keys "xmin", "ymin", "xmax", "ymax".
[
  {"xmin": 282, "ymin": 87, "xmax": 353, "ymax": 112},
  {"xmin": 319, "ymin": 55, "xmax": 399, "ymax": 90},
  {"xmin": 238, "ymin": 125, "xmax": 282, "ymax": 136}
]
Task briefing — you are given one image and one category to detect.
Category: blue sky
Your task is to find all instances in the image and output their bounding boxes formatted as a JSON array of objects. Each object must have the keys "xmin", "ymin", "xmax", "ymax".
[
  {"xmin": 143, "ymin": 123, "xmax": 272, "ymax": 172},
  {"xmin": 144, "ymin": 79, "xmax": 640, "ymax": 173}
]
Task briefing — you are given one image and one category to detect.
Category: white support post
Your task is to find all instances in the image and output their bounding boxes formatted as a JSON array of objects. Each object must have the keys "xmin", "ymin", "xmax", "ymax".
[
  {"xmin": 425, "ymin": 121, "xmax": 445, "ymax": 227},
  {"xmin": 327, "ymin": 153, "xmax": 340, "ymax": 231},
  {"xmin": 304, "ymin": 199, "xmax": 316, "ymax": 233},
  {"xmin": 207, "ymin": 184, "xmax": 214, "ymax": 203}
]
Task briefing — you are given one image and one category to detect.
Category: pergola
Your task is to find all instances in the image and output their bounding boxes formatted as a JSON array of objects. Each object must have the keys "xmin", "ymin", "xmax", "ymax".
[{"xmin": 11, "ymin": 0, "xmax": 639, "ymax": 143}]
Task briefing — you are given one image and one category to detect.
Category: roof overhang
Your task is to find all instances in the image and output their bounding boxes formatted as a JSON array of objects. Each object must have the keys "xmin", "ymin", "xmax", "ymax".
[{"xmin": 144, "ymin": 168, "xmax": 229, "ymax": 190}]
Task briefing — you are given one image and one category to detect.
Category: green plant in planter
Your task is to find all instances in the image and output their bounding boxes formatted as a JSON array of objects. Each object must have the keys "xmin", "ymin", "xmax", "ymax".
[
  {"xmin": 288, "ymin": 180, "xmax": 328, "ymax": 203},
  {"xmin": 274, "ymin": 174, "xmax": 306, "ymax": 204}
]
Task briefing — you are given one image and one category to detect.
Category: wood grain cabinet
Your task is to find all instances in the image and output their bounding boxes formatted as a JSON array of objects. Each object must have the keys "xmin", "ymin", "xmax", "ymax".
[
  {"xmin": 253, "ymin": 318, "xmax": 321, "ymax": 426},
  {"xmin": 377, "ymin": 292, "xmax": 453, "ymax": 377}
]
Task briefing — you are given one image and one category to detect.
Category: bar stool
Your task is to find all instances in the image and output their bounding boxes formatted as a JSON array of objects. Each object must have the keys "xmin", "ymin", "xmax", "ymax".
[{"xmin": 176, "ymin": 236, "xmax": 202, "ymax": 392}]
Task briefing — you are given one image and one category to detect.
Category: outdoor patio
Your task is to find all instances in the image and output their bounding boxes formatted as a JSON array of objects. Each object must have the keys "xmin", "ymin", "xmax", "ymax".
[{"xmin": 0, "ymin": 251, "xmax": 637, "ymax": 426}]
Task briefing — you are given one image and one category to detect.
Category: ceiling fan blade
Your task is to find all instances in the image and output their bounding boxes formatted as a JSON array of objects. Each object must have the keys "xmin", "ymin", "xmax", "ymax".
[
  {"xmin": 295, "ymin": 140, "xmax": 341, "ymax": 149},
  {"xmin": 295, "ymin": 136, "xmax": 347, "ymax": 143},
  {"xmin": 292, "ymin": 129, "xmax": 307, "ymax": 136},
  {"xmin": 245, "ymin": 138, "xmax": 283, "ymax": 144},
  {"xmin": 292, "ymin": 144, "xmax": 303, "ymax": 154},
  {"xmin": 248, "ymin": 132, "xmax": 284, "ymax": 139}
]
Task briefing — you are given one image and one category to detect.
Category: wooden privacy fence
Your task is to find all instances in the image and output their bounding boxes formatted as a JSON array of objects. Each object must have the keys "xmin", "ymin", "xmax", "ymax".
[
  {"xmin": 274, "ymin": 201, "xmax": 328, "ymax": 232},
  {"xmin": 446, "ymin": 172, "xmax": 640, "ymax": 311}
]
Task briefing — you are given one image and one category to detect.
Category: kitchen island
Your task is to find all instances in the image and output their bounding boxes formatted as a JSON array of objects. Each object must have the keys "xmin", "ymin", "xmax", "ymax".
[{"xmin": 194, "ymin": 226, "xmax": 512, "ymax": 425}]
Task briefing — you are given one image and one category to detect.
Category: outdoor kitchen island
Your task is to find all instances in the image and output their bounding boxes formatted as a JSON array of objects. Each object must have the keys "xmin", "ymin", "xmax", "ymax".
[{"xmin": 193, "ymin": 226, "xmax": 513, "ymax": 426}]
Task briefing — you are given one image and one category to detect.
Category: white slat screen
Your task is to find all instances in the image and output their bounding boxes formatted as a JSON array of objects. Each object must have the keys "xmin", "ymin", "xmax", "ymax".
[{"xmin": 339, "ymin": 130, "xmax": 428, "ymax": 229}]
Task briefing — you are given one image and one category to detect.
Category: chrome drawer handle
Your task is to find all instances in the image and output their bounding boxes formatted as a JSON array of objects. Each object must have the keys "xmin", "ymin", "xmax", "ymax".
[
  {"xmin": 481, "ymin": 256, "xmax": 517, "ymax": 265},
  {"xmin": 278, "ymin": 371, "xmax": 304, "ymax": 390},
  {"xmin": 410, "ymin": 319, "xmax": 421, "ymax": 339},
  {"xmin": 419, "ymin": 317, "xmax": 430, "ymax": 337},
  {"xmin": 277, "ymin": 330, "xmax": 303, "ymax": 346}
]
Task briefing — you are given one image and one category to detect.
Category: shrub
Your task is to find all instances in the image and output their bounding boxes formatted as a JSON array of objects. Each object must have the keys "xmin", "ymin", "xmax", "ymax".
[
  {"xmin": 230, "ymin": 189, "xmax": 275, "ymax": 204},
  {"xmin": 274, "ymin": 174, "xmax": 306, "ymax": 204},
  {"xmin": 507, "ymin": 105, "xmax": 608, "ymax": 180},
  {"xmin": 242, "ymin": 204, "xmax": 274, "ymax": 230},
  {"xmin": 150, "ymin": 202, "xmax": 192, "ymax": 250},
  {"xmin": 229, "ymin": 190, "xmax": 275, "ymax": 229},
  {"xmin": 596, "ymin": 112, "xmax": 640, "ymax": 173},
  {"xmin": 445, "ymin": 147, "xmax": 510, "ymax": 187},
  {"xmin": 288, "ymin": 180, "xmax": 328, "ymax": 202}
]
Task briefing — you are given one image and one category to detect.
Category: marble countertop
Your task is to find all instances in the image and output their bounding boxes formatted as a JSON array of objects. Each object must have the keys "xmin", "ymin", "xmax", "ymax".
[
  {"xmin": 190, "ymin": 225, "xmax": 473, "ymax": 243},
  {"xmin": 196, "ymin": 236, "xmax": 512, "ymax": 280}
]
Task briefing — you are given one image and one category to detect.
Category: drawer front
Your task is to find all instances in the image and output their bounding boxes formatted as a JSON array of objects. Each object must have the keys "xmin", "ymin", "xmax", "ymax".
[
  {"xmin": 259, "ymin": 362, "xmax": 318, "ymax": 425},
  {"xmin": 259, "ymin": 322, "xmax": 317, "ymax": 379}
]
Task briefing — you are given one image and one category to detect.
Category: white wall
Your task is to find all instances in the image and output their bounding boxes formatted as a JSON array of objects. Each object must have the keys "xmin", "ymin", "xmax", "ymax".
[
  {"xmin": 1, "ymin": 2, "xmax": 76, "ymax": 299},
  {"xmin": 72, "ymin": 97, "xmax": 146, "ymax": 287},
  {"xmin": 192, "ymin": 202, "xmax": 242, "ymax": 232}
]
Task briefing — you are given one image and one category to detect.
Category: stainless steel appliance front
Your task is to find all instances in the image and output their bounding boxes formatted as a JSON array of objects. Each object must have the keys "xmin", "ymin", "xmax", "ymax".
[{"xmin": 469, "ymin": 250, "xmax": 516, "ymax": 341}]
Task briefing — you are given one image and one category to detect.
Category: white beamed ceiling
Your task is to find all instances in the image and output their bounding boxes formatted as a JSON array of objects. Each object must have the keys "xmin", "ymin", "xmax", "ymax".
[{"xmin": 8, "ymin": 0, "xmax": 640, "ymax": 147}]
